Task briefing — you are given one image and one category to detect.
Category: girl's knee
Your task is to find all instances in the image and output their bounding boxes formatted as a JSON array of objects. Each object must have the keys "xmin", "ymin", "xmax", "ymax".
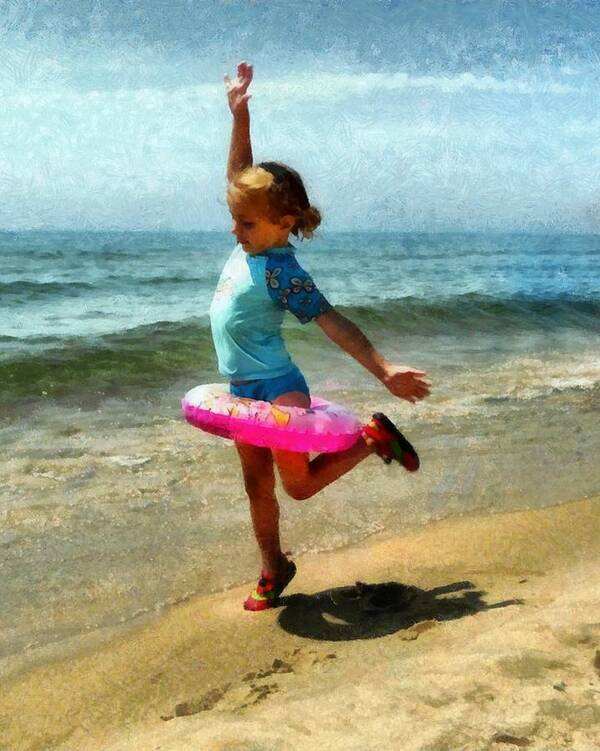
[
  {"xmin": 281, "ymin": 477, "xmax": 312, "ymax": 501},
  {"xmin": 272, "ymin": 449, "xmax": 311, "ymax": 500}
]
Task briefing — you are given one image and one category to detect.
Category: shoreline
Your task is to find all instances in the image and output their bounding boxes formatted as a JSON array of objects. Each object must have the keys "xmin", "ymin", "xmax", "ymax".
[{"xmin": 2, "ymin": 494, "xmax": 599, "ymax": 751}]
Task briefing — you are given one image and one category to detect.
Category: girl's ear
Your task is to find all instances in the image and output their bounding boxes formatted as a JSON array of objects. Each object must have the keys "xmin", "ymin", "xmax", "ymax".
[{"xmin": 279, "ymin": 214, "xmax": 296, "ymax": 231}]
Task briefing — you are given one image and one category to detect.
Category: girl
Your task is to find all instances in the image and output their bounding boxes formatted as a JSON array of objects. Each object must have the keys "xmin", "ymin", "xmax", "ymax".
[{"xmin": 213, "ymin": 61, "xmax": 431, "ymax": 611}]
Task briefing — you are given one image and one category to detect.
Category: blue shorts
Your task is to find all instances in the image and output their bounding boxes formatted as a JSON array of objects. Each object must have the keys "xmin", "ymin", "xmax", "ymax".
[{"xmin": 229, "ymin": 365, "xmax": 310, "ymax": 402}]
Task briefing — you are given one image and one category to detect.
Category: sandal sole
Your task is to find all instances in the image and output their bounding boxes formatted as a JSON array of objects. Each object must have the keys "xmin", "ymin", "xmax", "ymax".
[{"xmin": 372, "ymin": 412, "xmax": 420, "ymax": 472}]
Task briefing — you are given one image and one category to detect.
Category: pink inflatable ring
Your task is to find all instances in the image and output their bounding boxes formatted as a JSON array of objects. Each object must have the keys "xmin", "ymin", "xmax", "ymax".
[{"xmin": 182, "ymin": 383, "xmax": 362, "ymax": 453}]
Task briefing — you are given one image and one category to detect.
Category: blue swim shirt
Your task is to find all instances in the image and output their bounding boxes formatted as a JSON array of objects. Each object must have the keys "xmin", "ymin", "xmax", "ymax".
[{"xmin": 209, "ymin": 243, "xmax": 333, "ymax": 380}]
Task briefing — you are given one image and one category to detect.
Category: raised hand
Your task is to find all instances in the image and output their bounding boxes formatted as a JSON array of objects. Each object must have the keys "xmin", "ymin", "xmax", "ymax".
[
  {"xmin": 224, "ymin": 60, "xmax": 253, "ymax": 116},
  {"xmin": 382, "ymin": 364, "xmax": 432, "ymax": 404}
]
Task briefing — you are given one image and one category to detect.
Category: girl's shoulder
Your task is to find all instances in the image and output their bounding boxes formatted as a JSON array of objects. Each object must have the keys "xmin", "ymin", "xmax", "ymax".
[
  {"xmin": 264, "ymin": 247, "xmax": 313, "ymax": 282},
  {"xmin": 263, "ymin": 249, "xmax": 332, "ymax": 325}
]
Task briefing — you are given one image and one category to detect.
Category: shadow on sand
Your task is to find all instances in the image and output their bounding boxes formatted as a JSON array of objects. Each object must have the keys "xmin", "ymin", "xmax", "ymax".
[{"xmin": 277, "ymin": 579, "xmax": 522, "ymax": 641}]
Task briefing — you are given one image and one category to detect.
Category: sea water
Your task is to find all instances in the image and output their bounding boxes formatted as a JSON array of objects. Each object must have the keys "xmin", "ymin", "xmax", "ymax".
[{"xmin": 1, "ymin": 230, "xmax": 599, "ymax": 679}]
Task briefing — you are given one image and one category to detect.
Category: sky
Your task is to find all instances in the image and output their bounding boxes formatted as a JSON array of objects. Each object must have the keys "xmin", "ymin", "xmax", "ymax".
[{"xmin": 0, "ymin": 0, "xmax": 599, "ymax": 232}]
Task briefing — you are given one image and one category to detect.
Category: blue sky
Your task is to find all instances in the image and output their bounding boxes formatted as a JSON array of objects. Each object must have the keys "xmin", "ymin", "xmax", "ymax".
[{"xmin": 1, "ymin": 0, "xmax": 599, "ymax": 232}]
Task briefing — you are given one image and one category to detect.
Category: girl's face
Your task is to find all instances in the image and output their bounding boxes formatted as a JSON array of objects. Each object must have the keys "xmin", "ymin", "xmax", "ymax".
[{"xmin": 229, "ymin": 200, "xmax": 294, "ymax": 254}]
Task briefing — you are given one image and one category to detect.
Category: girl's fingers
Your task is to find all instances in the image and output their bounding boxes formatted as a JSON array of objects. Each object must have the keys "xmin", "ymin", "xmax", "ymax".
[
  {"xmin": 238, "ymin": 61, "xmax": 253, "ymax": 79},
  {"xmin": 406, "ymin": 384, "xmax": 430, "ymax": 399},
  {"xmin": 225, "ymin": 63, "xmax": 253, "ymax": 96}
]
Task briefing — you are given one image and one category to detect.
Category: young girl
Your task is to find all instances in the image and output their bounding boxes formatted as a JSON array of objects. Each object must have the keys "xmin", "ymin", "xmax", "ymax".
[{"xmin": 213, "ymin": 61, "xmax": 431, "ymax": 611}]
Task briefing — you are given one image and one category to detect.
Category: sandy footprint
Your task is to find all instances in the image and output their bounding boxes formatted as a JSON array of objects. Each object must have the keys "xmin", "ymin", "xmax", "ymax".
[
  {"xmin": 241, "ymin": 657, "xmax": 294, "ymax": 682},
  {"xmin": 238, "ymin": 682, "xmax": 280, "ymax": 709},
  {"xmin": 161, "ymin": 683, "xmax": 231, "ymax": 721}
]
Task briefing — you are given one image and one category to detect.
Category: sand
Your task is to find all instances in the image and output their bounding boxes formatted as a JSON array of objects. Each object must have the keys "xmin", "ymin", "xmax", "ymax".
[{"xmin": 2, "ymin": 495, "xmax": 599, "ymax": 751}]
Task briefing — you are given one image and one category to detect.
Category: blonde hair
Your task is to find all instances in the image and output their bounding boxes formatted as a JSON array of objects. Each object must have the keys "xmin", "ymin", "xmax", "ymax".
[{"xmin": 227, "ymin": 161, "xmax": 322, "ymax": 240}]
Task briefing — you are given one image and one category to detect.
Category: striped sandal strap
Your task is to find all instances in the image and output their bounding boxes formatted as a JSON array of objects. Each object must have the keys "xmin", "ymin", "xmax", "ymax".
[{"xmin": 244, "ymin": 562, "xmax": 297, "ymax": 612}]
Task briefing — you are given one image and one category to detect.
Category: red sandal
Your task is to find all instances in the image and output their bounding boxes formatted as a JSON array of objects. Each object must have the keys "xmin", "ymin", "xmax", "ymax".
[
  {"xmin": 243, "ymin": 560, "xmax": 297, "ymax": 611},
  {"xmin": 362, "ymin": 412, "xmax": 420, "ymax": 472}
]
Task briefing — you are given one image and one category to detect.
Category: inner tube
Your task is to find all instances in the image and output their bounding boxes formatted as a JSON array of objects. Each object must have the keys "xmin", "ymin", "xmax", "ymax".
[{"xmin": 182, "ymin": 383, "xmax": 362, "ymax": 453}]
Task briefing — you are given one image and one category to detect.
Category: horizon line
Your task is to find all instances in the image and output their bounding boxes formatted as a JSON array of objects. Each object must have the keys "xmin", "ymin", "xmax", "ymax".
[{"xmin": 0, "ymin": 227, "xmax": 598, "ymax": 237}]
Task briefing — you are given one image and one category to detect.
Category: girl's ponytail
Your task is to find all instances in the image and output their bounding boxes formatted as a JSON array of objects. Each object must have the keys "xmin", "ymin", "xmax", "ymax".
[{"xmin": 296, "ymin": 204, "xmax": 322, "ymax": 241}]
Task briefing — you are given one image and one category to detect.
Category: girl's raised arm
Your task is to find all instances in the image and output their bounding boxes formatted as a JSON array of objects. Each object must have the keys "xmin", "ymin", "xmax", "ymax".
[{"xmin": 224, "ymin": 61, "xmax": 254, "ymax": 181}]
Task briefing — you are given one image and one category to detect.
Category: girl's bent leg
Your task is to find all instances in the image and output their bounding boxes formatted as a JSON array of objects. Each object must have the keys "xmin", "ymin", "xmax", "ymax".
[
  {"xmin": 270, "ymin": 391, "xmax": 377, "ymax": 501},
  {"xmin": 234, "ymin": 441, "xmax": 289, "ymax": 576}
]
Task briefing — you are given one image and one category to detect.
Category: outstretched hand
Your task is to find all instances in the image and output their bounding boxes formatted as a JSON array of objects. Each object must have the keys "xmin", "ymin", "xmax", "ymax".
[
  {"xmin": 224, "ymin": 60, "xmax": 253, "ymax": 116},
  {"xmin": 382, "ymin": 364, "xmax": 432, "ymax": 404}
]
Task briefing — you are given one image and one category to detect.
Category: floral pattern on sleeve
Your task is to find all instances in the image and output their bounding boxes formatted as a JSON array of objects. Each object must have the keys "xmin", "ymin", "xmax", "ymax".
[{"xmin": 265, "ymin": 252, "xmax": 333, "ymax": 324}]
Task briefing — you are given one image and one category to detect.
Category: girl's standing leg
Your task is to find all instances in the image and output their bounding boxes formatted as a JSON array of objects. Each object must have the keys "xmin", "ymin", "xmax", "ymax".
[{"xmin": 234, "ymin": 441, "xmax": 290, "ymax": 577}]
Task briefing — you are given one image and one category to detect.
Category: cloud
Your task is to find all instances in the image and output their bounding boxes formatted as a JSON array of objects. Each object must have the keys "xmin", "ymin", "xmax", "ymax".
[
  {"xmin": 264, "ymin": 70, "xmax": 578, "ymax": 97},
  {"xmin": 0, "ymin": 67, "xmax": 582, "ymax": 105}
]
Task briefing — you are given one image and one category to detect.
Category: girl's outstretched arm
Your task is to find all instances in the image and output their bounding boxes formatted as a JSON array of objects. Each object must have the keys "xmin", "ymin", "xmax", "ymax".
[
  {"xmin": 316, "ymin": 309, "xmax": 431, "ymax": 403},
  {"xmin": 224, "ymin": 61, "xmax": 254, "ymax": 181}
]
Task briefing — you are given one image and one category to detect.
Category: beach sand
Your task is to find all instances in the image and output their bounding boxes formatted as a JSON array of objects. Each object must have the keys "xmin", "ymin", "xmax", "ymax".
[{"xmin": 2, "ymin": 495, "xmax": 599, "ymax": 751}]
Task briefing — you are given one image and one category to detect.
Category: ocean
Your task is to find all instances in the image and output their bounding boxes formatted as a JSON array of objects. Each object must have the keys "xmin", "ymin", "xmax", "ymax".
[{"xmin": 1, "ymin": 230, "xmax": 599, "ymax": 680}]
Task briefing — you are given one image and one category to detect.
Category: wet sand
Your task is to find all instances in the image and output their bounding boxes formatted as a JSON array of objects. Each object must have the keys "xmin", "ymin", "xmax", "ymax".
[{"xmin": 2, "ymin": 494, "xmax": 599, "ymax": 751}]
